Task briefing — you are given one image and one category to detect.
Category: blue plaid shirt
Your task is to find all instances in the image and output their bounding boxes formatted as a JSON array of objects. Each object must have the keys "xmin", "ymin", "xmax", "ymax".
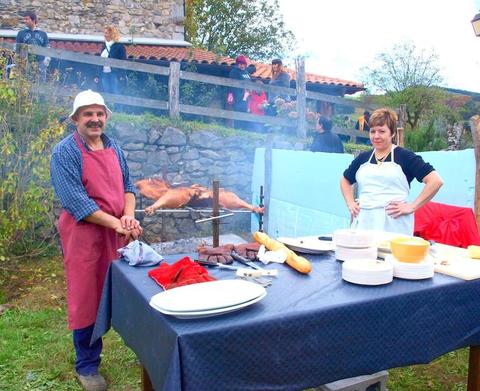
[{"xmin": 51, "ymin": 131, "xmax": 136, "ymax": 222}]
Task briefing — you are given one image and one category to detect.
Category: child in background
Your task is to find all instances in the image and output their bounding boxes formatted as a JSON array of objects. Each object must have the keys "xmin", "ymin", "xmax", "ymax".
[{"xmin": 248, "ymin": 80, "xmax": 268, "ymax": 132}]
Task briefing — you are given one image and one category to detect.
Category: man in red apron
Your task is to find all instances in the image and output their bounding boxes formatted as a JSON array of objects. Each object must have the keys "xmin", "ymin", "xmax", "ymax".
[{"xmin": 51, "ymin": 90, "xmax": 142, "ymax": 391}]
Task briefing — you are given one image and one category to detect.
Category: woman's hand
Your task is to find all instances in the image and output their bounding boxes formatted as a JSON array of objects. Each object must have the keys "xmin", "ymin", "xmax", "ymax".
[
  {"xmin": 347, "ymin": 200, "xmax": 360, "ymax": 218},
  {"xmin": 385, "ymin": 201, "xmax": 414, "ymax": 218}
]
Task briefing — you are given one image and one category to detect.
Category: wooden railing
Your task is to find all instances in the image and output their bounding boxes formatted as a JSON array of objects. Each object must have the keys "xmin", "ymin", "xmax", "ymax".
[{"xmin": 1, "ymin": 41, "xmax": 376, "ymax": 141}]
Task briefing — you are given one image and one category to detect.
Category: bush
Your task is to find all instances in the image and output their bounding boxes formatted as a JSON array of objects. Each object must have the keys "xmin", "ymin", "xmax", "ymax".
[
  {"xmin": 405, "ymin": 121, "xmax": 447, "ymax": 152},
  {"xmin": 0, "ymin": 51, "xmax": 66, "ymax": 261}
]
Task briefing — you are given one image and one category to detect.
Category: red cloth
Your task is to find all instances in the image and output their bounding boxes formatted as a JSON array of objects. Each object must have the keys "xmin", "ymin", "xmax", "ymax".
[
  {"xmin": 148, "ymin": 256, "xmax": 216, "ymax": 290},
  {"xmin": 414, "ymin": 201, "xmax": 480, "ymax": 248},
  {"xmin": 59, "ymin": 132, "xmax": 126, "ymax": 329},
  {"xmin": 248, "ymin": 91, "xmax": 267, "ymax": 115}
]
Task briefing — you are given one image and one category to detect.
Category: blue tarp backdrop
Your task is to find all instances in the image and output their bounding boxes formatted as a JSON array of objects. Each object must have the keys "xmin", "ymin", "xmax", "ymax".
[{"xmin": 251, "ymin": 148, "xmax": 475, "ymax": 237}]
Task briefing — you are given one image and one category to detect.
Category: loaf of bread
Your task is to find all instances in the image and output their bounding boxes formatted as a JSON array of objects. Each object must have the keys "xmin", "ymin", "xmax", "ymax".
[{"xmin": 253, "ymin": 231, "xmax": 312, "ymax": 274}]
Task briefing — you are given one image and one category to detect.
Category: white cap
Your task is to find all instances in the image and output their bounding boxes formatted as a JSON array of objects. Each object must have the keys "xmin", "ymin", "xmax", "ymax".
[{"xmin": 69, "ymin": 89, "xmax": 112, "ymax": 118}]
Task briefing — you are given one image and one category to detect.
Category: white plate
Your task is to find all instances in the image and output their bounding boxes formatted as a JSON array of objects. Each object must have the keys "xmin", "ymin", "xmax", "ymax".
[
  {"xmin": 150, "ymin": 291, "xmax": 267, "ymax": 319},
  {"xmin": 276, "ymin": 236, "xmax": 334, "ymax": 254},
  {"xmin": 342, "ymin": 271, "xmax": 393, "ymax": 286},
  {"xmin": 149, "ymin": 279, "xmax": 266, "ymax": 313}
]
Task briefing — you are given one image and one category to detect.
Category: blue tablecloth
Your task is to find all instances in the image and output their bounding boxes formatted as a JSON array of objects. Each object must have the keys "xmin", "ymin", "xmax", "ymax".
[{"xmin": 94, "ymin": 253, "xmax": 480, "ymax": 391}]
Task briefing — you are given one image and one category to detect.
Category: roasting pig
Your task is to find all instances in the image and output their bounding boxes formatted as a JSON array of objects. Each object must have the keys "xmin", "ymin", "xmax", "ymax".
[
  {"xmin": 144, "ymin": 187, "xmax": 200, "ymax": 215},
  {"xmin": 135, "ymin": 178, "xmax": 170, "ymax": 200},
  {"xmin": 194, "ymin": 187, "xmax": 264, "ymax": 213}
]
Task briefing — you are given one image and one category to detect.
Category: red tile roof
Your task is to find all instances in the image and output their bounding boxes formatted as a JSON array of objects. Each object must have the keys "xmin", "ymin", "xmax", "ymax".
[{"xmin": 4, "ymin": 37, "xmax": 364, "ymax": 90}]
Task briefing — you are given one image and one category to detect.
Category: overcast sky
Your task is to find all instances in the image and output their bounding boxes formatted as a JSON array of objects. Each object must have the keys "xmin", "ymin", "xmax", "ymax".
[{"xmin": 277, "ymin": 0, "xmax": 480, "ymax": 93}]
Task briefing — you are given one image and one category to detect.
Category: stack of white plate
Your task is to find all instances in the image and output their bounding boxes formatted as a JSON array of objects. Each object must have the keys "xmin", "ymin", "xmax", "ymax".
[
  {"xmin": 342, "ymin": 259, "xmax": 394, "ymax": 286},
  {"xmin": 385, "ymin": 254, "xmax": 434, "ymax": 280},
  {"xmin": 149, "ymin": 279, "xmax": 266, "ymax": 319},
  {"xmin": 333, "ymin": 229, "xmax": 377, "ymax": 262}
]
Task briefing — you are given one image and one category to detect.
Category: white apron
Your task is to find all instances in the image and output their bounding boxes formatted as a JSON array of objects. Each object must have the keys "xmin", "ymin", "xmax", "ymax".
[{"xmin": 352, "ymin": 146, "xmax": 414, "ymax": 235}]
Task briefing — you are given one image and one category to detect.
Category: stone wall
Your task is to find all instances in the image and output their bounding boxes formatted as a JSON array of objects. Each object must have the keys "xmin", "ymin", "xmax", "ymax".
[
  {"xmin": 108, "ymin": 119, "xmax": 303, "ymax": 242},
  {"xmin": 0, "ymin": 0, "xmax": 185, "ymax": 40}
]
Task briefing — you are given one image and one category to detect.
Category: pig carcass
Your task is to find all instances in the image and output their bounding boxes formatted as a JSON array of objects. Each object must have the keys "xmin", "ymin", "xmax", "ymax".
[
  {"xmin": 135, "ymin": 178, "xmax": 170, "ymax": 200},
  {"xmin": 194, "ymin": 187, "xmax": 264, "ymax": 213},
  {"xmin": 144, "ymin": 187, "xmax": 200, "ymax": 215}
]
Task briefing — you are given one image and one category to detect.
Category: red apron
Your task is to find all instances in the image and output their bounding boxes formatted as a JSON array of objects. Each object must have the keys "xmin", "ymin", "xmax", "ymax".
[{"xmin": 58, "ymin": 132, "xmax": 126, "ymax": 329}]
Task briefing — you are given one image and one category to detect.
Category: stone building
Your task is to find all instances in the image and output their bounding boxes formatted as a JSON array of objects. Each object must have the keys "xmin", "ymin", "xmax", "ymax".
[{"xmin": 0, "ymin": 0, "xmax": 185, "ymax": 40}]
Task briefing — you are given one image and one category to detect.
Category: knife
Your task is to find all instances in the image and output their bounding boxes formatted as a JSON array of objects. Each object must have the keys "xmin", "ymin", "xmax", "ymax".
[
  {"xmin": 196, "ymin": 259, "xmax": 277, "ymax": 278},
  {"xmin": 195, "ymin": 259, "xmax": 239, "ymax": 271},
  {"xmin": 231, "ymin": 251, "xmax": 263, "ymax": 270}
]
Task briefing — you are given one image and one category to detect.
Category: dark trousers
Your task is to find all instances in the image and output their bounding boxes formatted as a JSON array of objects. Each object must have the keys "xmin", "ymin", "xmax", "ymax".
[
  {"xmin": 73, "ymin": 323, "xmax": 102, "ymax": 375},
  {"xmin": 233, "ymin": 100, "xmax": 249, "ymax": 130},
  {"xmin": 101, "ymin": 72, "xmax": 120, "ymax": 95}
]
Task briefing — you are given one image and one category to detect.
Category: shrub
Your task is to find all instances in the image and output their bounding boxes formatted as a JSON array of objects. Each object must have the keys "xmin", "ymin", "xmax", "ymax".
[
  {"xmin": 0, "ymin": 51, "xmax": 66, "ymax": 261},
  {"xmin": 405, "ymin": 121, "xmax": 447, "ymax": 152}
]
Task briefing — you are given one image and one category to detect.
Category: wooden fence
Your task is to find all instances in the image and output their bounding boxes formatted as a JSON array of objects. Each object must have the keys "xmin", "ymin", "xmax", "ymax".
[{"xmin": 1, "ymin": 41, "xmax": 377, "ymax": 142}]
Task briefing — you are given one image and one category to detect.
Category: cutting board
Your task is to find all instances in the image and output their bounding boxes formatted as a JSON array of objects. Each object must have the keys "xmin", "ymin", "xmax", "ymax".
[
  {"xmin": 376, "ymin": 238, "xmax": 480, "ymax": 281},
  {"xmin": 430, "ymin": 243, "xmax": 480, "ymax": 280}
]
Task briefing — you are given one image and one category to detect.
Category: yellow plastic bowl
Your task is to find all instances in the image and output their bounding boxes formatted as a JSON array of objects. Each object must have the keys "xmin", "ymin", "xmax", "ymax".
[{"xmin": 390, "ymin": 237, "xmax": 430, "ymax": 263}]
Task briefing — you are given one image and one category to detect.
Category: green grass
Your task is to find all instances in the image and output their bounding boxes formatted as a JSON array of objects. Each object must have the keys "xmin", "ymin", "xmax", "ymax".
[
  {"xmin": 0, "ymin": 308, "xmax": 140, "ymax": 391},
  {"xmin": 388, "ymin": 349, "xmax": 469, "ymax": 390},
  {"xmin": 0, "ymin": 256, "xmax": 472, "ymax": 390}
]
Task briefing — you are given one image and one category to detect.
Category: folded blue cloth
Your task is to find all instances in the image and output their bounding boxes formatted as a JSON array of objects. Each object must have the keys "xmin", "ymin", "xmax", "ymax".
[{"xmin": 118, "ymin": 240, "xmax": 163, "ymax": 267}]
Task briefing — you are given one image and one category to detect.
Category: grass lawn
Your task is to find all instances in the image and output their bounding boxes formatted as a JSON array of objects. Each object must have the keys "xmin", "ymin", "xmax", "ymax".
[{"xmin": 0, "ymin": 255, "xmax": 471, "ymax": 390}]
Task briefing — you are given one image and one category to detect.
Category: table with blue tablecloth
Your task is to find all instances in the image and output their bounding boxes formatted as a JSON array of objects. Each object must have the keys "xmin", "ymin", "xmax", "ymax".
[{"xmin": 94, "ymin": 252, "xmax": 480, "ymax": 391}]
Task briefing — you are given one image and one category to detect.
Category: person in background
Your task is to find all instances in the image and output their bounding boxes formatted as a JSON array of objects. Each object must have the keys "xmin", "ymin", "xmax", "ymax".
[
  {"xmin": 98, "ymin": 25, "xmax": 127, "ymax": 95},
  {"xmin": 248, "ymin": 80, "xmax": 268, "ymax": 132},
  {"xmin": 341, "ymin": 107, "xmax": 443, "ymax": 235},
  {"xmin": 310, "ymin": 115, "xmax": 344, "ymax": 153},
  {"xmin": 227, "ymin": 55, "xmax": 251, "ymax": 129},
  {"xmin": 266, "ymin": 58, "xmax": 291, "ymax": 115},
  {"xmin": 51, "ymin": 90, "xmax": 142, "ymax": 391},
  {"xmin": 15, "ymin": 10, "xmax": 50, "ymax": 81},
  {"xmin": 355, "ymin": 110, "xmax": 371, "ymax": 132}
]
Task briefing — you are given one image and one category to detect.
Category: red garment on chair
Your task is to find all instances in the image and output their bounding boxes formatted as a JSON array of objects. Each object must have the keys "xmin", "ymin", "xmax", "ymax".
[{"xmin": 414, "ymin": 201, "xmax": 480, "ymax": 248}]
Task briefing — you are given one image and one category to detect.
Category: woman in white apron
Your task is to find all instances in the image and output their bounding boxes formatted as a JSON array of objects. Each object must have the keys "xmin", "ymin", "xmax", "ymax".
[{"xmin": 340, "ymin": 108, "xmax": 443, "ymax": 236}]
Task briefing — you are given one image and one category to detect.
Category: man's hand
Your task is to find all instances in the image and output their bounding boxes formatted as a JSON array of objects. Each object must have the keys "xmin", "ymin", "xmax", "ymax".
[
  {"xmin": 120, "ymin": 215, "xmax": 142, "ymax": 231},
  {"xmin": 114, "ymin": 224, "xmax": 142, "ymax": 242},
  {"xmin": 124, "ymin": 227, "xmax": 142, "ymax": 242}
]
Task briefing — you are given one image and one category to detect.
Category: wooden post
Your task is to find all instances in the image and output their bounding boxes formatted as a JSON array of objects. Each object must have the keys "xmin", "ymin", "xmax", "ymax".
[
  {"xmin": 470, "ymin": 115, "xmax": 480, "ymax": 230},
  {"xmin": 141, "ymin": 365, "xmax": 155, "ymax": 391},
  {"xmin": 263, "ymin": 135, "xmax": 273, "ymax": 234},
  {"xmin": 168, "ymin": 61, "xmax": 180, "ymax": 119},
  {"xmin": 295, "ymin": 57, "xmax": 307, "ymax": 139},
  {"xmin": 396, "ymin": 104, "xmax": 407, "ymax": 147},
  {"xmin": 468, "ymin": 346, "xmax": 480, "ymax": 391},
  {"xmin": 14, "ymin": 43, "xmax": 29, "ymax": 76},
  {"xmin": 212, "ymin": 180, "xmax": 220, "ymax": 247}
]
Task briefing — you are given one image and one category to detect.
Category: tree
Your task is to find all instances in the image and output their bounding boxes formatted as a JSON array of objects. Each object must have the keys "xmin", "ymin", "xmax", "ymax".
[
  {"xmin": 185, "ymin": 0, "xmax": 295, "ymax": 61},
  {"xmin": 362, "ymin": 41, "xmax": 445, "ymax": 130},
  {"xmin": 364, "ymin": 41, "xmax": 442, "ymax": 93},
  {"xmin": 389, "ymin": 85, "xmax": 446, "ymax": 130}
]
